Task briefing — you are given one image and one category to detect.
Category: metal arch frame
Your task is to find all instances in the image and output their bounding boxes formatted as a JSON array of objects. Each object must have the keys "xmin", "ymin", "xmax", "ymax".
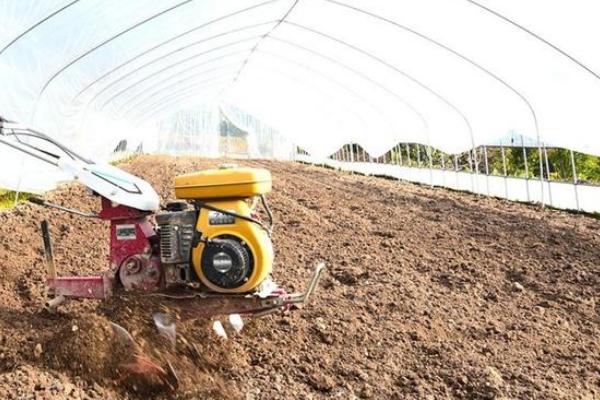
[
  {"xmin": 32, "ymin": 0, "xmax": 197, "ymax": 120},
  {"xmin": 57, "ymin": 4, "xmax": 469, "ymax": 153},
  {"xmin": 128, "ymin": 59, "xmax": 392, "ymax": 128},
  {"xmin": 281, "ymin": 21, "xmax": 474, "ymax": 146},
  {"xmin": 231, "ymin": 62, "xmax": 375, "ymax": 132},
  {"xmin": 130, "ymin": 74, "xmax": 365, "ymax": 135},
  {"xmin": 73, "ymin": 10, "xmax": 477, "ymax": 171},
  {"xmin": 464, "ymin": 0, "xmax": 600, "ymax": 81},
  {"xmin": 227, "ymin": 0, "xmax": 300, "ymax": 87},
  {"xmin": 13, "ymin": 0, "xmax": 596, "ymax": 180},
  {"xmin": 114, "ymin": 40, "xmax": 415, "ymax": 140},
  {"xmin": 72, "ymin": 0, "xmax": 282, "ymax": 100},
  {"xmin": 122, "ymin": 59, "xmax": 378, "ymax": 134},
  {"xmin": 81, "ymin": 32, "xmax": 432, "ymax": 145},
  {"xmin": 134, "ymin": 73, "xmax": 365, "ymax": 132},
  {"xmin": 103, "ymin": 25, "xmax": 454, "ymax": 147},
  {"xmin": 88, "ymin": 22, "xmax": 473, "ymax": 164},
  {"xmin": 79, "ymin": 13, "xmax": 465, "ymax": 166},
  {"xmin": 23, "ymin": 0, "xmax": 540, "ymax": 176},
  {"xmin": 265, "ymin": 35, "xmax": 430, "ymax": 139},
  {"xmin": 272, "ymin": 20, "xmax": 474, "ymax": 184},
  {"xmin": 130, "ymin": 77, "xmax": 234, "ymax": 119},
  {"xmin": 127, "ymin": 80, "xmax": 231, "ymax": 123},
  {"xmin": 324, "ymin": 0, "xmax": 546, "ymax": 203},
  {"xmin": 104, "ymin": 50, "xmax": 251, "ymax": 114},
  {"xmin": 250, "ymin": 51, "xmax": 400, "ymax": 141},
  {"xmin": 111, "ymin": 37, "xmax": 427, "ymax": 136},
  {"xmin": 84, "ymin": 23, "xmax": 277, "ymax": 113},
  {"xmin": 0, "ymin": 0, "xmax": 83, "ymax": 56},
  {"xmin": 77, "ymin": 36, "xmax": 263, "ymax": 131},
  {"xmin": 116, "ymin": 64, "xmax": 242, "ymax": 118}
]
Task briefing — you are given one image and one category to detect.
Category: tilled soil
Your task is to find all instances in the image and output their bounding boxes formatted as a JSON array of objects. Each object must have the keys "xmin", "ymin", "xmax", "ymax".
[{"xmin": 0, "ymin": 155, "xmax": 599, "ymax": 399}]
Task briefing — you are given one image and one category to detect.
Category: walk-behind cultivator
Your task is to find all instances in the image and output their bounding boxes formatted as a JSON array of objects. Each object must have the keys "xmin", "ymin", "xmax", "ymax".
[{"xmin": 0, "ymin": 117, "xmax": 324, "ymax": 319}]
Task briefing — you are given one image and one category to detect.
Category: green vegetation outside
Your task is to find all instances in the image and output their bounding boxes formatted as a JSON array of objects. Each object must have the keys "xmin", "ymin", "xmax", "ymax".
[
  {"xmin": 0, "ymin": 189, "xmax": 32, "ymax": 210},
  {"xmin": 109, "ymin": 153, "xmax": 140, "ymax": 166},
  {"xmin": 382, "ymin": 145, "xmax": 600, "ymax": 185}
]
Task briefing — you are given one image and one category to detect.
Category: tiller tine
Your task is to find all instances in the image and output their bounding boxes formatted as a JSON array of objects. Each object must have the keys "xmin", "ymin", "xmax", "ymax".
[
  {"xmin": 150, "ymin": 263, "xmax": 326, "ymax": 319},
  {"xmin": 289, "ymin": 262, "xmax": 326, "ymax": 305},
  {"xmin": 47, "ymin": 275, "xmax": 114, "ymax": 300},
  {"xmin": 255, "ymin": 261, "xmax": 326, "ymax": 316}
]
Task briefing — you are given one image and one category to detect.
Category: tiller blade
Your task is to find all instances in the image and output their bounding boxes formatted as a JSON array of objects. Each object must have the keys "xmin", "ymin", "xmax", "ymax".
[{"xmin": 125, "ymin": 263, "xmax": 326, "ymax": 319}]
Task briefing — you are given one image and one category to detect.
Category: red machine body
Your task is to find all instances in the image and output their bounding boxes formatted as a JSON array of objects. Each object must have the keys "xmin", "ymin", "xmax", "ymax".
[
  {"xmin": 48, "ymin": 196, "xmax": 162, "ymax": 298},
  {"xmin": 100, "ymin": 197, "xmax": 162, "ymax": 292}
]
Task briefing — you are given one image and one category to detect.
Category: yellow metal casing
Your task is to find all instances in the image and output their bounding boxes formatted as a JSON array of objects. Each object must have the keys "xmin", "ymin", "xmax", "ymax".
[
  {"xmin": 192, "ymin": 199, "xmax": 273, "ymax": 293},
  {"xmin": 174, "ymin": 168, "xmax": 271, "ymax": 200}
]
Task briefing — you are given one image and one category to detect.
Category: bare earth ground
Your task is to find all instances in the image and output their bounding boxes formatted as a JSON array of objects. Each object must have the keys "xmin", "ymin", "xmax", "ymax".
[{"xmin": 0, "ymin": 155, "xmax": 598, "ymax": 399}]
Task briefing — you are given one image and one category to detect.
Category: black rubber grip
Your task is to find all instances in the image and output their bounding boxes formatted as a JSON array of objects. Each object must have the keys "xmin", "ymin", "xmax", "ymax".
[{"xmin": 28, "ymin": 197, "xmax": 45, "ymax": 205}]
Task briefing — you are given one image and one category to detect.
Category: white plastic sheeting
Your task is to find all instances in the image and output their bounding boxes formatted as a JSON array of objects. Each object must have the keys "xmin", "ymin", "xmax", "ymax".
[
  {"xmin": 155, "ymin": 106, "xmax": 221, "ymax": 156},
  {"xmin": 221, "ymin": 104, "xmax": 296, "ymax": 159},
  {"xmin": 151, "ymin": 104, "xmax": 295, "ymax": 159},
  {"xmin": 1, "ymin": 0, "xmax": 600, "ymax": 187},
  {"xmin": 0, "ymin": 152, "xmax": 68, "ymax": 193}
]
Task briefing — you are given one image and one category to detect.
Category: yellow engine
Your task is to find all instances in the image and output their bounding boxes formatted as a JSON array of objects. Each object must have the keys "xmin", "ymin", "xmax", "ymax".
[{"xmin": 172, "ymin": 167, "xmax": 273, "ymax": 293}]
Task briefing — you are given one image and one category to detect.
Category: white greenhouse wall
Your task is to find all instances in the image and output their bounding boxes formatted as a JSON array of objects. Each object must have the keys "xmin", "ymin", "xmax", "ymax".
[{"xmin": 297, "ymin": 156, "xmax": 599, "ymax": 214}]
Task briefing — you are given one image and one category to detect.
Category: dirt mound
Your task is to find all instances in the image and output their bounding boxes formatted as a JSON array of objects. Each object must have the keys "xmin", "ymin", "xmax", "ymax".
[
  {"xmin": 0, "ymin": 155, "xmax": 598, "ymax": 399},
  {"xmin": 0, "ymin": 364, "xmax": 118, "ymax": 399},
  {"xmin": 44, "ymin": 314, "xmax": 121, "ymax": 379}
]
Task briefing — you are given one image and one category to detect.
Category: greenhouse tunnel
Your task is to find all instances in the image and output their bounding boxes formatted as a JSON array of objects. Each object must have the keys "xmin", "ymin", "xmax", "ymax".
[
  {"xmin": 2, "ymin": 1, "xmax": 600, "ymax": 399},
  {"xmin": 2, "ymin": 0, "xmax": 600, "ymax": 208}
]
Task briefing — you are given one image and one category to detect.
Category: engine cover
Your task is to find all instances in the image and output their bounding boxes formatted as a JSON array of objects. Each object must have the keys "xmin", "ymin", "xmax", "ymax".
[{"xmin": 191, "ymin": 199, "xmax": 273, "ymax": 293}]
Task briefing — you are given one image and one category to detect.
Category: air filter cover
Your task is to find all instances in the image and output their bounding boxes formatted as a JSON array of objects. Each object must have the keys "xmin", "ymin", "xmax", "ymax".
[{"xmin": 174, "ymin": 168, "xmax": 271, "ymax": 199}]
